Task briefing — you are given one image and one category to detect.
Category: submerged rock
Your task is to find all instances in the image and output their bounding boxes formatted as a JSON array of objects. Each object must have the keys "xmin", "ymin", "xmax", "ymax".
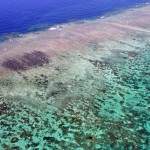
[{"xmin": 11, "ymin": 137, "xmax": 19, "ymax": 143}]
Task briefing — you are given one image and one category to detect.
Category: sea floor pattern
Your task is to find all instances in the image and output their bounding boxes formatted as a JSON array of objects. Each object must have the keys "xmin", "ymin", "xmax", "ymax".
[{"xmin": 0, "ymin": 36, "xmax": 150, "ymax": 149}]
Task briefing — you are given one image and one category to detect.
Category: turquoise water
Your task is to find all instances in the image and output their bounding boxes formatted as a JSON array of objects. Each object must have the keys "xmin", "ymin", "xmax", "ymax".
[{"xmin": 0, "ymin": 43, "xmax": 150, "ymax": 149}]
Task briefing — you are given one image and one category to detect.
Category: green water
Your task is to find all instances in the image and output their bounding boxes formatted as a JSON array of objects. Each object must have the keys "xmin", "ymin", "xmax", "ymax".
[{"xmin": 0, "ymin": 46, "xmax": 150, "ymax": 149}]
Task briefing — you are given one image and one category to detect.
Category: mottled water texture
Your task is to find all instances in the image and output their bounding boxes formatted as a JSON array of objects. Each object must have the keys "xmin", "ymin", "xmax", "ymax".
[{"xmin": 0, "ymin": 4, "xmax": 150, "ymax": 150}]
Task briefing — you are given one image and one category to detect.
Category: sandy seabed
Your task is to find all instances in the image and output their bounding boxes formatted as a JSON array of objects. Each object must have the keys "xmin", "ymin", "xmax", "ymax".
[{"xmin": 0, "ymin": 4, "xmax": 150, "ymax": 150}]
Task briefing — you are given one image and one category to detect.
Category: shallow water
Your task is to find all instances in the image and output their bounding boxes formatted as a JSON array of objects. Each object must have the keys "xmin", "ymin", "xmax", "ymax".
[{"xmin": 0, "ymin": 41, "xmax": 150, "ymax": 149}]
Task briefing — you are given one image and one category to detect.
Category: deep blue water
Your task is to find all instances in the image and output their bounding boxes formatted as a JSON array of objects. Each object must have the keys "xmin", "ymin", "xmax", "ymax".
[{"xmin": 0, "ymin": 0, "xmax": 149, "ymax": 36}]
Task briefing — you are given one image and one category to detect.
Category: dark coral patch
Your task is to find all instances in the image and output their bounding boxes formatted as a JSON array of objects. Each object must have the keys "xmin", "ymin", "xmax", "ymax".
[
  {"xmin": 22, "ymin": 51, "xmax": 49, "ymax": 68},
  {"xmin": 0, "ymin": 102, "xmax": 12, "ymax": 115},
  {"xmin": 2, "ymin": 59, "xmax": 26, "ymax": 71},
  {"xmin": 11, "ymin": 137, "xmax": 19, "ymax": 143},
  {"xmin": 2, "ymin": 51, "xmax": 49, "ymax": 71}
]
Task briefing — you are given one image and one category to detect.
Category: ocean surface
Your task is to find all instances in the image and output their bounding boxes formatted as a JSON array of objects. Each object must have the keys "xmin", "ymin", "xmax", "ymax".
[{"xmin": 0, "ymin": 0, "xmax": 150, "ymax": 36}]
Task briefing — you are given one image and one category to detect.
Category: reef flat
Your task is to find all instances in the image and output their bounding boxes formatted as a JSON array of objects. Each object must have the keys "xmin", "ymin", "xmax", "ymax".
[{"xmin": 0, "ymin": 4, "xmax": 150, "ymax": 150}]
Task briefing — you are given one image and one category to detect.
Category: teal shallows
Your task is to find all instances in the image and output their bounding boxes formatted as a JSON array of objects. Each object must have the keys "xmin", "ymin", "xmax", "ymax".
[{"xmin": 0, "ymin": 47, "xmax": 150, "ymax": 149}]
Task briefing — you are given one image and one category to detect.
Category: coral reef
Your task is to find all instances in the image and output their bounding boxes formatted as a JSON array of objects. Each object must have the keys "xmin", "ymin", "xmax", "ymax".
[
  {"xmin": 2, "ymin": 51, "xmax": 49, "ymax": 71},
  {"xmin": 0, "ymin": 4, "xmax": 150, "ymax": 150}
]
